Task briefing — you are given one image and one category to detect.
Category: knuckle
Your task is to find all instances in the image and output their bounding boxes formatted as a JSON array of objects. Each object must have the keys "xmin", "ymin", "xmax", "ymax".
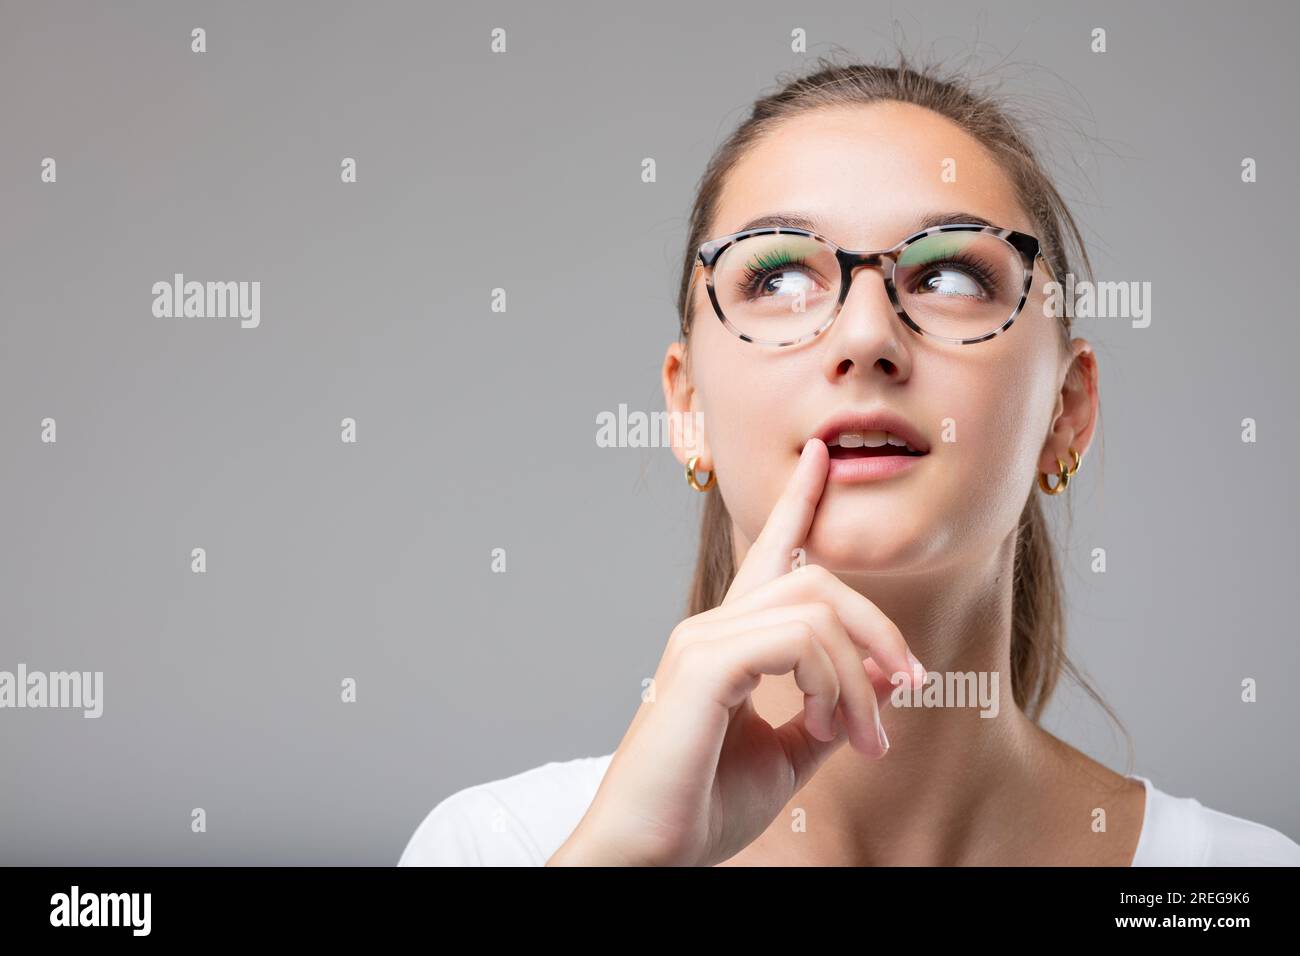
[
  {"xmin": 674, "ymin": 637, "xmax": 710, "ymax": 669},
  {"xmin": 807, "ymin": 601, "xmax": 838, "ymax": 631},
  {"xmin": 666, "ymin": 621, "xmax": 684, "ymax": 644},
  {"xmin": 670, "ymin": 632, "xmax": 702, "ymax": 660},
  {"xmin": 796, "ymin": 562, "xmax": 832, "ymax": 589},
  {"xmin": 666, "ymin": 619, "xmax": 697, "ymax": 651},
  {"xmin": 788, "ymin": 619, "xmax": 817, "ymax": 647}
]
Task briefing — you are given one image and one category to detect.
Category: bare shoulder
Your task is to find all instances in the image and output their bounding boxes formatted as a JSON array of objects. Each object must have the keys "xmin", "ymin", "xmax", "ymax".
[
  {"xmin": 1037, "ymin": 730, "xmax": 1300, "ymax": 866},
  {"xmin": 1032, "ymin": 728, "xmax": 1147, "ymax": 865}
]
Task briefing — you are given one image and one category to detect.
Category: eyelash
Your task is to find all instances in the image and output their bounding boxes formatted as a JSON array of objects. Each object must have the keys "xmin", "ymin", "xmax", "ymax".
[
  {"xmin": 909, "ymin": 253, "xmax": 1001, "ymax": 296},
  {"xmin": 739, "ymin": 253, "xmax": 809, "ymax": 296}
]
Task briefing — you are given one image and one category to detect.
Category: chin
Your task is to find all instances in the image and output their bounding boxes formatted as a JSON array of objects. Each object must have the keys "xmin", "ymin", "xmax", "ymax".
[{"xmin": 800, "ymin": 510, "xmax": 927, "ymax": 574}]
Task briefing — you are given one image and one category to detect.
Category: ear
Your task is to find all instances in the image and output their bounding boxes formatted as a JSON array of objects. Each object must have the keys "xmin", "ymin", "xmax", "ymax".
[
  {"xmin": 1039, "ymin": 337, "xmax": 1099, "ymax": 475},
  {"xmin": 661, "ymin": 340, "xmax": 710, "ymax": 469}
]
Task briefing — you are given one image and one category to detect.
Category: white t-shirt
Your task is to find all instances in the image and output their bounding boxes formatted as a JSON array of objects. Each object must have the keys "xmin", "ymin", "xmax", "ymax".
[{"xmin": 397, "ymin": 752, "xmax": 1300, "ymax": 866}]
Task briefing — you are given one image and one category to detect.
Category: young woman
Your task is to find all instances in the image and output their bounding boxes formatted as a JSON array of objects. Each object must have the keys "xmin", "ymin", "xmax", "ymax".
[{"xmin": 400, "ymin": 56, "xmax": 1300, "ymax": 867}]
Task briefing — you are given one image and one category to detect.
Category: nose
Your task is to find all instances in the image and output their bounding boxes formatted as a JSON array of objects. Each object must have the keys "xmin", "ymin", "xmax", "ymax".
[{"xmin": 821, "ymin": 261, "xmax": 913, "ymax": 382}]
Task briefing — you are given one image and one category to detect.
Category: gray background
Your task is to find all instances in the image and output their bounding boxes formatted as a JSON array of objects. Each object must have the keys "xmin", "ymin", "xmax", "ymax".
[{"xmin": 2, "ymin": 0, "xmax": 1296, "ymax": 864}]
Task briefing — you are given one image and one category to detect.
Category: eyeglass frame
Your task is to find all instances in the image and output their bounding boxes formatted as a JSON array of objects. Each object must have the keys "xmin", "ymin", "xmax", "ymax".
[{"xmin": 691, "ymin": 221, "xmax": 1058, "ymax": 347}]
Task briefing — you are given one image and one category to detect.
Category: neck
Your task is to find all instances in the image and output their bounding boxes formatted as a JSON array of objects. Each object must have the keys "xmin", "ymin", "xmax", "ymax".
[{"xmin": 735, "ymin": 529, "xmax": 1053, "ymax": 864}]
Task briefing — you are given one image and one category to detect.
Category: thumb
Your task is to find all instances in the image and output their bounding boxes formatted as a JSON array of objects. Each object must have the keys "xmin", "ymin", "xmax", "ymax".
[{"xmin": 773, "ymin": 702, "xmax": 853, "ymax": 793}]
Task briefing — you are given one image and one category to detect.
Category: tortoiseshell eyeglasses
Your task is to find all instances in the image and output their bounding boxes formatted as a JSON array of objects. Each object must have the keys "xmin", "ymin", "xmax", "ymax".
[{"xmin": 692, "ymin": 222, "xmax": 1057, "ymax": 347}]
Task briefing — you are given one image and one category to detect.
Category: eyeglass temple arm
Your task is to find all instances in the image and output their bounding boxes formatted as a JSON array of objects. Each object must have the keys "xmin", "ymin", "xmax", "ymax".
[
  {"xmin": 687, "ymin": 259, "xmax": 705, "ymax": 296},
  {"xmin": 1034, "ymin": 251, "xmax": 1062, "ymax": 287}
]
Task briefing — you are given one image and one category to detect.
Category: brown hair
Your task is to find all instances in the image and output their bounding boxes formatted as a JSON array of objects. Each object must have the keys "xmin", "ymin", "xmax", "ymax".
[{"xmin": 673, "ymin": 49, "xmax": 1128, "ymax": 752}]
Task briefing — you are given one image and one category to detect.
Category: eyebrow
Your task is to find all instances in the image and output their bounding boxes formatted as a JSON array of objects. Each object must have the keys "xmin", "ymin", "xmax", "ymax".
[{"xmin": 734, "ymin": 210, "xmax": 997, "ymax": 237}]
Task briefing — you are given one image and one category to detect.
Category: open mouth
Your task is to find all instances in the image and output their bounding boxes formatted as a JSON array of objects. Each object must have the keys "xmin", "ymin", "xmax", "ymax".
[
  {"xmin": 825, "ymin": 431, "xmax": 927, "ymax": 459},
  {"xmin": 828, "ymin": 446, "xmax": 926, "ymax": 459}
]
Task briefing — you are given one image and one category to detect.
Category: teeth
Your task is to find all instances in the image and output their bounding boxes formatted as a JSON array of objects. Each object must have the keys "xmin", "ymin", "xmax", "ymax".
[{"xmin": 829, "ymin": 430, "xmax": 916, "ymax": 452}]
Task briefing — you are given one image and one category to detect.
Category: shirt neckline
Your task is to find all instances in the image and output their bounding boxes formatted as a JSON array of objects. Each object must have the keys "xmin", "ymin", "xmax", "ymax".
[
  {"xmin": 579, "ymin": 757, "xmax": 1173, "ymax": 865},
  {"xmin": 1126, "ymin": 774, "xmax": 1153, "ymax": 866}
]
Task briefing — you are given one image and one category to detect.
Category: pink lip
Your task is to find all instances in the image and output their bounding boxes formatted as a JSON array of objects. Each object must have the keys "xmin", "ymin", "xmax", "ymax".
[{"xmin": 826, "ymin": 451, "xmax": 924, "ymax": 484}]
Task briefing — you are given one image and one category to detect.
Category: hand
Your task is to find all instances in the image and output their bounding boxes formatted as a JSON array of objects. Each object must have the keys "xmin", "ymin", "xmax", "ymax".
[{"xmin": 547, "ymin": 438, "xmax": 925, "ymax": 867}]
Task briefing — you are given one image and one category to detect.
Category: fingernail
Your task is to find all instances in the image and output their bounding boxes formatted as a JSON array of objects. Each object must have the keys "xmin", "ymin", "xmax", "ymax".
[{"xmin": 875, "ymin": 709, "xmax": 890, "ymax": 753}]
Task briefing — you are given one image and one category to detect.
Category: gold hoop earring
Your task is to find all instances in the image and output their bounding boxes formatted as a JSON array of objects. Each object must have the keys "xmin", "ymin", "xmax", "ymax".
[
  {"xmin": 1037, "ymin": 446, "xmax": 1081, "ymax": 495},
  {"xmin": 1064, "ymin": 446, "xmax": 1081, "ymax": 477},
  {"xmin": 685, "ymin": 455, "xmax": 715, "ymax": 492}
]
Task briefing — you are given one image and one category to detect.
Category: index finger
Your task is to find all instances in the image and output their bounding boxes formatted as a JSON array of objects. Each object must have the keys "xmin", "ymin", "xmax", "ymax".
[{"xmin": 723, "ymin": 438, "xmax": 829, "ymax": 604}]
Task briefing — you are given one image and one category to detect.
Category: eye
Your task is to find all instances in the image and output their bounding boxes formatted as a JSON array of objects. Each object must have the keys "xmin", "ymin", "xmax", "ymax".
[
  {"xmin": 747, "ymin": 266, "xmax": 817, "ymax": 299},
  {"xmin": 909, "ymin": 255, "xmax": 999, "ymax": 299},
  {"xmin": 740, "ymin": 256, "xmax": 824, "ymax": 300},
  {"xmin": 918, "ymin": 267, "xmax": 984, "ymax": 297}
]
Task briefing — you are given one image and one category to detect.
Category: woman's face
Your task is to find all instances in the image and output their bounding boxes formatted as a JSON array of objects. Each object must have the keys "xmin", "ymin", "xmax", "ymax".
[{"xmin": 665, "ymin": 101, "xmax": 1096, "ymax": 573}]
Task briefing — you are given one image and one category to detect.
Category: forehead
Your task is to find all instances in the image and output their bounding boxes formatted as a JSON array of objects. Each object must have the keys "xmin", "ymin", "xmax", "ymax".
[{"xmin": 713, "ymin": 101, "xmax": 1033, "ymax": 246}]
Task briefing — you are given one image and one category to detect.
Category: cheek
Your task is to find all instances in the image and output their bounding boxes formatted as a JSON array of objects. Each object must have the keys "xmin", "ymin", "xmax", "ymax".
[
  {"xmin": 930, "ymin": 348, "xmax": 1057, "ymax": 538},
  {"xmin": 954, "ymin": 369, "xmax": 1039, "ymax": 485},
  {"xmin": 699, "ymin": 383, "xmax": 789, "ymax": 542},
  {"xmin": 694, "ymin": 345, "xmax": 806, "ymax": 547}
]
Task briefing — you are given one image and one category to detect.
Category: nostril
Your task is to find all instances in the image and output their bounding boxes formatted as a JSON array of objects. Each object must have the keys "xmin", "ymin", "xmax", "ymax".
[{"xmin": 835, "ymin": 357, "xmax": 897, "ymax": 376}]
